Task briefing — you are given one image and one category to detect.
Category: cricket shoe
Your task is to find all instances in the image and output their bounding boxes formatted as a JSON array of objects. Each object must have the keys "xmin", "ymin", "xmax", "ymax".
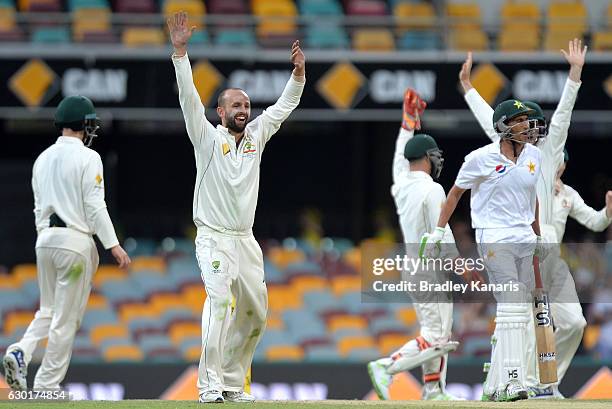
[
  {"xmin": 367, "ymin": 360, "xmax": 391, "ymax": 400},
  {"xmin": 3, "ymin": 348, "xmax": 27, "ymax": 391},
  {"xmin": 199, "ymin": 390, "xmax": 224, "ymax": 403},
  {"xmin": 222, "ymin": 391, "xmax": 255, "ymax": 403},
  {"xmin": 423, "ymin": 389, "xmax": 466, "ymax": 401},
  {"xmin": 528, "ymin": 385, "xmax": 564, "ymax": 399},
  {"xmin": 402, "ymin": 88, "xmax": 427, "ymax": 131},
  {"xmin": 501, "ymin": 379, "xmax": 529, "ymax": 402}
]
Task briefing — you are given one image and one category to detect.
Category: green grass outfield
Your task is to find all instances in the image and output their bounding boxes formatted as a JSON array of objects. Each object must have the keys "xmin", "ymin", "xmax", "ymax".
[{"xmin": 0, "ymin": 400, "xmax": 611, "ymax": 409}]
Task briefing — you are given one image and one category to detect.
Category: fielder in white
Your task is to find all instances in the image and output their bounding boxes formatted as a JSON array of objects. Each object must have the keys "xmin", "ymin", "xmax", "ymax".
[
  {"xmin": 422, "ymin": 99, "xmax": 544, "ymax": 401},
  {"xmin": 367, "ymin": 89, "xmax": 460, "ymax": 401},
  {"xmin": 459, "ymin": 39, "xmax": 598, "ymax": 397},
  {"xmin": 2, "ymin": 96, "xmax": 130, "ymax": 390},
  {"xmin": 167, "ymin": 12, "xmax": 305, "ymax": 403}
]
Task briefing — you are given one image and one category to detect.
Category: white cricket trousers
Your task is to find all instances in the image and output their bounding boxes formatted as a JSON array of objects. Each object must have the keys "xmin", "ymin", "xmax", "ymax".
[
  {"xmin": 195, "ymin": 226, "xmax": 268, "ymax": 394},
  {"xmin": 8, "ymin": 242, "xmax": 97, "ymax": 389}
]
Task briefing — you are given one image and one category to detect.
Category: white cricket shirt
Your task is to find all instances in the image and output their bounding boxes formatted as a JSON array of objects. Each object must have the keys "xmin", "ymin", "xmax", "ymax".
[
  {"xmin": 455, "ymin": 142, "xmax": 542, "ymax": 229},
  {"xmin": 32, "ymin": 136, "xmax": 119, "ymax": 252},
  {"xmin": 552, "ymin": 183, "xmax": 611, "ymax": 241},
  {"xmin": 172, "ymin": 54, "xmax": 304, "ymax": 234}
]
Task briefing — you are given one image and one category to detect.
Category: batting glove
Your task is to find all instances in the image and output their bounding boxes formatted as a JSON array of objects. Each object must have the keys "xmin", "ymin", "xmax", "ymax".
[{"xmin": 419, "ymin": 227, "xmax": 445, "ymax": 259}]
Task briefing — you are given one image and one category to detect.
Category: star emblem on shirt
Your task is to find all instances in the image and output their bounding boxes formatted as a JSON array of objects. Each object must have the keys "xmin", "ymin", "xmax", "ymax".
[
  {"xmin": 95, "ymin": 174, "xmax": 103, "ymax": 185},
  {"xmin": 487, "ymin": 249, "xmax": 495, "ymax": 259},
  {"xmin": 527, "ymin": 161, "xmax": 536, "ymax": 174}
]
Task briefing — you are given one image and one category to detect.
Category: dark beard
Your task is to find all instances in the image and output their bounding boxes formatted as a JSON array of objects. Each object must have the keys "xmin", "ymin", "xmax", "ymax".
[{"xmin": 226, "ymin": 115, "xmax": 247, "ymax": 133}]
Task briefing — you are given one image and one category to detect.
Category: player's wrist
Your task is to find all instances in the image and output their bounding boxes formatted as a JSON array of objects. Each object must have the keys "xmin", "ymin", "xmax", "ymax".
[{"xmin": 173, "ymin": 45, "xmax": 187, "ymax": 57}]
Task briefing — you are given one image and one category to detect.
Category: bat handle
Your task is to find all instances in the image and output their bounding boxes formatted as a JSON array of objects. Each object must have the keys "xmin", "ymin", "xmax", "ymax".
[{"xmin": 533, "ymin": 255, "xmax": 543, "ymax": 290}]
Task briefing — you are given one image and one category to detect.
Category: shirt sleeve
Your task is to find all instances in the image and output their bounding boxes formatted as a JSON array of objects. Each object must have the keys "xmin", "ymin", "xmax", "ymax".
[
  {"xmin": 543, "ymin": 78, "xmax": 581, "ymax": 172},
  {"xmin": 464, "ymin": 88, "xmax": 499, "ymax": 143},
  {"xmin": 82, "ymin": 153, "xmax": 119, "ymax": 249},
  {"xmin": 31, "ymin": 160, "xmax": 42, "ymax": 233},
  {"xmin": 172, "ymin": 53, "xmax": 216, "ymax": 152},
  {"xmin": 254, "ymin": 74, "xmax": 305, "ymax": 147},
  {"xmin": 567, "ymin": 185, "xmax": 612, "ymax": 232},
  {"xmin": 392, "ymin": 127, "xmax": 414, "ymax": 185},
  {"xmin": 455, "ymin": 152, "xmax": 483, "ymax": 190}
]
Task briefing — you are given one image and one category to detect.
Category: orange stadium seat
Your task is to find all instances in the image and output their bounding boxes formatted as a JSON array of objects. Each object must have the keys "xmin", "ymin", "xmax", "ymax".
[
  {"xmin": 183, "ymin": 344, "xmax": 201, "ymax": 361},
  {"xmin": 290, "ymin": 275, "xmax": 328, "ymax": 296},
  {"xmin": 182, "ymin": 283, "xmax": 206, "ymax": 315},
  {"xmin": 378, "ymin": 333, "xmax": 412, "ymax": 355},
  {"xmin": 583, "ymin": 325, "xmax": 600, "ymax": 350},
  {"xmin": 129, "ymin": 256, "xmax": 166, "ymax": 273},
  {"xmin": 547, "ymin": 1, "xmax": 587, "ymax": 35},
  {"xmin": 446, "ymin": 2, "xmax": 481, "ymax": 30},
  {"xmin": 592, "ymin": 31, "xmax": 612, "ymax": 51},
  {"xmin": 342, "ymin": 247, "xmax": 361, "ymax": 273},
  {"xmin": 163, "ymin": 0, "xmax": 206, "ymax": 29},
  {"xmin": 266, "ymin": 312, "xmax": 284, "ymax": 330},
  {"xmin": 394, "ymin": 2, "xmax": 436, "ymax": 32},
  {"xmin": 338, "ymin": 335, "xmax": 376, "ymax": 356},
  {"xmin": 90, "ymin": 324, "xmax": 129, "ymax": 346},
  {"xmin": 498, "ymin": 27, "xmax": 539, "ymax": 51},
  {"xmin": 352, "ymin": 28, "xmax": 395, "ymax": 51},
  {"xmin": 448, "ymin": 28, "xmax": 488, "ymax": 51},
  {"xmin": 149, "ymin": 293, "xmax": 190, "ymax": 314},
  {"xmin": 265, "ymin": 345, "xmax": 304, "ymax": 361},
  {"xmin": 0, "ymin": 274, "xmax": 19, "ymax": 290},
  {"xmin": 169, "ymin": 322, "xmax": 201, "ymax": 346},
  {"xmin": 0, "ymin": 6, "xmax": 16, "ymax": 31},
  {"xmin": 3, "ymin": 311, "xmax": 35, "ymax": 335},
  {"xmin": 72, "ymin": 8, "xmax": 111, "ymax": 42},
  {"xmin": 267, "ymin": 247, "xmax": 305, "ymax": 270},
  {"xmin": 118, "ymin": 303, "xmax": 158, "ymax": 323},
  {"xmin": 328, "ymin": 314, "xmax": 367, "ymax": 332},
  {"xmin": 11, "ymin": 264, "xmax": 37, "ymax": 284},
  {"xmin": 331, "ymin": 275, "xmax": 361, "ymax": 297},
  {"xmin": 103, "ymin": 344, "xmax": 143, "ymax": 361},
  {"xmin": 86, "ymin": 293, "xmax": 109, "ymax": 310},
  {"xmin": 267, "ymin": 285, "xmax": 302, "ymax": 312},
  {"xmin": 396, "ymin": 307, "xmax": 417, "ymax": 327},
  {"xmin": 93, "ymin": 265, "xmax": 127, "ymax": 288}
]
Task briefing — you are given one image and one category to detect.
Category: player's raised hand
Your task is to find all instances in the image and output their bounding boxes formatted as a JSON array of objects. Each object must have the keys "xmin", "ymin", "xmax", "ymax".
[
  {"xmin": 561, "ymin": 38, "xmax": 587, "ymax": 68},
  {"xmin": 291, "ymin": 40, "xmax": 305, "ymax": 78},
  {"xmin": 459, "ymin": 51, "xmax": 474, "ymax": 93},
  {"xmin": 167, "ymin": 11, "xmax": 195, "ymax": 57},
  {"xmin": 605, "ymin": 190, "xmax": 612, "ymax": 218},
  {"xmin": 111, "ymin": 245, "xmax": 131, "ymax": 269}
]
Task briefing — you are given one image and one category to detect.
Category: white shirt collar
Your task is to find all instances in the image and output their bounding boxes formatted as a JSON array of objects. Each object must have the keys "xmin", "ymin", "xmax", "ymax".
[{"xmin": 57, "ymin": 136, "xmax": 84, "ymax": 145}]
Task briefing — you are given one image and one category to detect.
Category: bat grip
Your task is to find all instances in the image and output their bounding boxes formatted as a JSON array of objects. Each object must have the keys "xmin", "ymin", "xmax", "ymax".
[{"xmin": 533, "ymin": 255, "xmax": 543, "ymax": 290}]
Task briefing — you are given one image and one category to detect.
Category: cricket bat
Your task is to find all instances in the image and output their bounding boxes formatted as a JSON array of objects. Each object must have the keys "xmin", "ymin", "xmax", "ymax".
[{"xmin": 532, "ymin": 255, "xmax": 558, "ymax": 384}]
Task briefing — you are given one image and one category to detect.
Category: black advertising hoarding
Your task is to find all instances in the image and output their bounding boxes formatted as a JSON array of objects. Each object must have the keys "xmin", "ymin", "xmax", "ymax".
[{"xmin": 1, "ymin": 56, "xmax": 611, "ymax": 116}]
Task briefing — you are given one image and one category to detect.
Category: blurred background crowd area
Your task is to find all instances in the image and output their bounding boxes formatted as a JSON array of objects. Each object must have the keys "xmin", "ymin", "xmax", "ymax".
[
  {"xmin": 0, "ymin": 0, "xmax": 611, "ymax": 51},
  {"xmin": 0, "ymin": 210, "xmax": 610, "ymax": 366}
]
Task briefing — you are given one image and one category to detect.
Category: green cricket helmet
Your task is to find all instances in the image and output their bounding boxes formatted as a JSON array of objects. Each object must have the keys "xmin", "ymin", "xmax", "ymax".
[
  {"xmin": 524, "ymin": 101, "xmax": 547, "ymax": 143},
  {"xmin": 54, "ymin": 95, "xmax": 100, "ymax": 146},
  {"xmin": 404, "ymin": 133, "xmax": 444, "ymax": 180}
]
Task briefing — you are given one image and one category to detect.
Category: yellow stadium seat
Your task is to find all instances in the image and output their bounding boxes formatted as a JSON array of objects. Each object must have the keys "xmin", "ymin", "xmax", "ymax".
[
  {"xmin": 256, "ymin": 18, "xmax": 296, "ymax": 38},
  {"xmin": 583, "ymin": 325, "xmax": 600, "ymax": 350},
  {"xmin": 267, "ymin": 247, "xmax": 305, "ymax": 270},
  {"xmin": 72, "ymin": 8, "xmax": 111, "ymax": 42},
  {"xmin": 103, "ymin": 345, "xmax": 143, "ymax": 361},
  {"xmin": 446, "ymin": 2, "xmax": 481, "ymax": 29},
  {"xmin": 352, "ymin": 29, "xmax": 395, "ymax": 52},
  {"xmin": 448, "ymin": 28, "xmax": 488, "ymax": 51},
  {"xmin": 0, "ymin": 7, "xmax": 16, "ymax": 31},
  {"xmin": 182, "ymin": 283, "xmax": 206, "ymax": 315},
  {"xmin": 378, "ymin": 333, "xmax": 412, "ymax": 355},
  {"xmin": 290, "ymin": 275, "xmax": 328, "ymax": 296},
  {"xmin": 93, "ymin": 265, "xmax": 127, "ymax": 288},
  {"xmin": 266, "ymin": 312, "xmax": 284, "ymax": 330},
  {"xmin": 90, "ymin": 324, "xmax": 129, "ymax": 346},
  {"xmin": 118, "ymin": 303, "xmax": 158, "ymax": 323},
  {"xmin": 328, "ymin": 315, "xmax": 367, "ymax": 332},
  {"xmin": 338, "ymin": 336, "xmax": 376, "ymax": 356},
  {"xmin": 396, "ymin": 307, "xmax": 417, "ymax": 326},
  {"xmin": 543, "ymin": 30, "xmax": 582, "ymax": 51},
  {"xmin": 501, "ymin": 0, "xmax": 540, "ymax": 33},
  {"xmin": 394, "ymin": 2, "xmax": 436, "ymax": 32},
  {"xmin": 150, "ymin": 293, "xmax": 190, "ymax": 314},
  {"xmin": 129, "ymin": 256, "xmax": 166, "ymax": 273},
  {"xmin": 4, "ymin": 311, "xmax": 34, "ymax": 335},
  {"xmin": 183, "ymin": 344, "xmax": 201, "ymax": 361},
  {"xmin": 498, "ymin": 28, "xmax": 539, "ymax": 51},
  {"xmin": 331, "ymin": 275, "xmax": 361, "ymax": 297},
  {"xmin": 592, "ymin": 31, "xmax": 612, "ymax": 51},
  {"xmin": 547, "ymin": 1, "xmax": 587, "ymax": 34},
  {"xmin": 608, "ymin": 3, "xmax": 612, "ymax": 27},
  {"xmin": 169, "ymin": 322, "xmax": 201, "ymax": 345},
  {"xmin": 265, "ymin": 345, "xmax": 304, "ymax": 361},
  {"xmin": 252, "ymin": 0, "xmax": 296, "ymax": 16},
  {"xmin": 12, "ymin": 264, "xmax": 37, "ymax": 284},
  {"xmin": 163, "ymin": 0, "xmax": 206, "ymax": 28},
  {"xmin": 86, "ymin": 293, "xmax": 109, "ymax": 310},
  {"xmin": 253, "ymin": 0, "xmax": 296, "ymax": 37},
  {"xmin": 342, "ymin": 247, "xmax": 361, "ymax": 273},
  {"xmin": 0, "ymin": 274, "xmax": 19, "ymax": 290},
  {"xmin": 267, "ymin": 285, "xmax": 302, "ymax": 311}
]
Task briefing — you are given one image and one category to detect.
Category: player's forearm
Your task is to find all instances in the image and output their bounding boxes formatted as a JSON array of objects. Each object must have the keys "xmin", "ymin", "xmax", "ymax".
[
  {"xmin": 568, "ymin": 64, "xmax": 583, "ymax": 83},
  {"xmin": 90, "ymin": 207, "xmax": 120, "ymax": 249},
  {"xmin": 437, "ymin": 186, "xmax": 463, "ymax": 228}
]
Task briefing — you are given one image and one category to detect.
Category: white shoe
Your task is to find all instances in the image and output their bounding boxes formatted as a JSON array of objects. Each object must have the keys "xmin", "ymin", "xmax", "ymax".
[
  {"xmin": 3, "ymin": 348, "xmax": 27, "ymax": 391},
  {"xmin": 367, "ymin": 360, "xmax": 391, "ymax": 400},
  {"xmin": 502, "ymin": 379, "xmax": 528, "ymax": 402},
  {"xmin": 222, "ymin": 390, "xmax": 255, "ymax": 402},
  {"xmin": 199, "ymin": 390, "xmax": 224, "ymax": 403}
]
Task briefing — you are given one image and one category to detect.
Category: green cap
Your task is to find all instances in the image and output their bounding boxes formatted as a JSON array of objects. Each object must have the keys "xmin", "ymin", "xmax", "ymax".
[
  {"xmin": 492, "ymin": 99, "xmax": 533, "ymax": 132},
  {"xmin": 54, "ymin": 95, "xmax": 97, "ymax": 129},
  {"xmin": 524, "ymin": 101, "xmax": 545, "ymax": 122},
  {"xmin": 404, "ymin": 133, "xmax": 439, "ymax": 160}
]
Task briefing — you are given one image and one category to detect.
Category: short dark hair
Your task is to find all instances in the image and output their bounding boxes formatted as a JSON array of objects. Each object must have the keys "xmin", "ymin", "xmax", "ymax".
[{"xmin": 217, "ymin": 88, "xmax": 247, "ymax": 108}]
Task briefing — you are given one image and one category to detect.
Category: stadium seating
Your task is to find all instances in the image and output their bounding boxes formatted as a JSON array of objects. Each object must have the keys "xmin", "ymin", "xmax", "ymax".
[
  {"xmin": 593, "ymin": 31, "xmax": 612, "ymax": 51},
  {"xmin": 352, "ymin": 28, "xmax": 395, "ymax": 51}
]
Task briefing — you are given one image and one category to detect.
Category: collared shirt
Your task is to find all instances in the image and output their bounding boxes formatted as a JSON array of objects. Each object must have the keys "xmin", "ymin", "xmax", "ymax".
[
  {"xmin": 172, "ymin": 53, "xmax": 304, "ymax": 233},
  {"xmin": 32, "ymin": 136, "xmax": 119, "ymax": 250},
  {"xmin": 455, "ymin": 141, "xmax": 542, "ymax": 229}
]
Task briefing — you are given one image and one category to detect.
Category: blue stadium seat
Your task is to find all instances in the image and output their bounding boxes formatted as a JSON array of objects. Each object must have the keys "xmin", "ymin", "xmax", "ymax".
[
  {"xmin": 0, "ymin": 290, "xmax": 37, "ymax": 312},
  {"xmin": 257, "ymin": 329, "xmax": 295, "ymax": 350},
  {"xmin": 81, "ymin": 309, "xmax": 119, "ymax": 331},
  {"xmin": 99, "ymin": 281, "xmax": 147, "ymax": 305},
  {"xmin": 462, "ymin": 336, "xmax": 491, "ymax": 356},
  {"xmin": 264, "ymin": 260, "xmax": 284, "ymax": 284},
  {"xmin": 99, "ymin": 337, "xmax": 134, "ymax": 351},
  {"xmin": 139, "ymin": 334, "xmax": 176, "ymax": 356},
  {"xmin": 32, "ymin": 27, "xmax": 71, "ymax": 43},
  {"xmin": 127, "ymin": 317, "xmax": 165, "ymax": 334},
  {"xmin": 345, "ymin": 346, "xmax": 380, "ymax": 361},
  {"xmin": 305, "ymin": 24, "xmax": 349, "ymax": 49},
  {"xmin": 299, "ymin": 0, "xmax": 343, "ymax": 16},
  {"xmin": 331, "ymin": 328, "xmax": 370, "ymax": 341},
  {"xmin": 161, "ymin": 307, "xmax": 197, "ymax": 326},
  {"xmin": 305, "ymin": 344, "xmax": 339, "ymax": 361},
  {"xmin": 21, "ymin": 281, "xmax": 39, "ymax": 301},
  {"xmin": 130, "ymin": 271, "xmax": 177, "ymax": 295},
  {"xmin": 369, "ymin": 316, "xmax": 406, "ymax": 336},
  {"xmin": 190, "ymin": 30, "xmax": 209, "ymax": 44},
  {"xmin": 215, "ymin": 29, "xmax": 256, "ymax": 47},
  {"xmin": 178, "ymin": 336, "xmax": 201, "ymax": 355},
  {"xmin": 303, "ymin": 290, "xmax": 344, "ymax": 314},
  {"xmin": 398, "ymin": 31, "xmax": 440, "ymax": 50},
  {"xmin": 68, "ymin": 0, "xmax": 109, "ymax": 10}
]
